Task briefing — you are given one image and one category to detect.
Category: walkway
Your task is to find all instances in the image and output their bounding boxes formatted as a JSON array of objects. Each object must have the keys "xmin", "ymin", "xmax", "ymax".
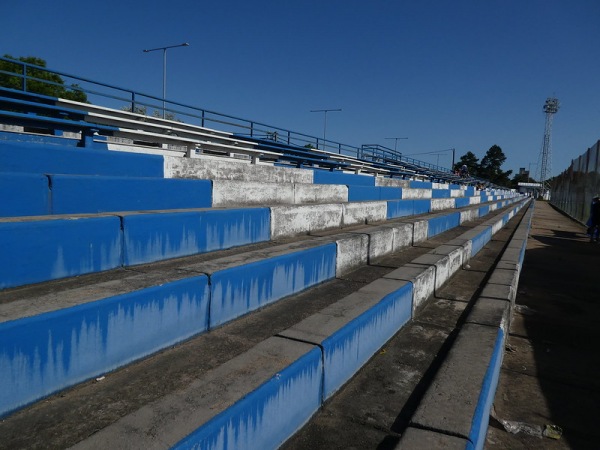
[{"xmin": 487, "ymin": 201, "xmax": 600, "ymax": 449}]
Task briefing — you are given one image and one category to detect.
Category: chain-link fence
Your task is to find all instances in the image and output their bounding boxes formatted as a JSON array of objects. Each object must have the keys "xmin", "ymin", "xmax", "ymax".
[{"xmin": 551, "ymin": 139, "xmax": 600, "ymax": 224}]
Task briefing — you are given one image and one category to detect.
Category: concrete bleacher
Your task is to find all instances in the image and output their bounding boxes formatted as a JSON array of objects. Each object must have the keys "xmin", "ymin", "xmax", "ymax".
[{"xmin": 0, "ymin": 90, "xmax": 529, "ymax": 449}]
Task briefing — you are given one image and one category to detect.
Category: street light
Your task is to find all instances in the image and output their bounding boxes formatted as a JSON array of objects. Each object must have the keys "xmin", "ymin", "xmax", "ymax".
[
  {"xmin": 384, "ymin": 137, "xmax": 408, "ymax": 153},
  {"xmin": 310, "ymin": 108, "xmax": 341, "ymax": 151},
  {"xmin": 143, "ymin": 42, "xmax": 189, "ymax": 118}
]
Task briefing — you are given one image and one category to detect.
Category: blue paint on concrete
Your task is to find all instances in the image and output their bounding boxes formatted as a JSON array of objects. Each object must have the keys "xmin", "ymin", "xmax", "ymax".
[
  {"xmin": 123, "ymin": 208, "xmax": 271, "ymax": 266},
  {"xmin": 379, "ymin": 187, "xmax": 402, "ymax": 200},
  {"xmin": 413, "ymin": 199, "xmax": 431, "ymax": 215},
  {"xmin": 478, "ymin": 205, "xmax": 490, "ymax": 217},
  {"xmin": 172, "ymin": 346, "xmax": 323, "ymax": 450},
  {"xmin": 455, "ymin": 197, "xmax": 470, "ymax": 208},
  {"xmin": 0, "ymin": 275, "xmax": 210, "ymax": 417},
  {"xmin": 210, "ymin": 244, "xmax": 336, "ymax": 328},
  {"xmin": 313, "ymin": 170, "xmax": 375, "ymax": 186},
  {"xmin": 471, "ymin": 227, "xmax": 493, "ymax": 256},
  {"xmin": 432, "ymin": 189, "xmax": 451, "ymax": 199},
  {"xmin": 427, "ymin": 212, "xmax": 461, "ymax": 238},
  {"xmin": 409, "ymin": 181, "xmax": 432, "ymax": 189},
  {"xmin": 0, "ymin": 172, "xmax": 50, "ymax": 217},
  {"xmin": 348, "ymin": 186, "xmax": 380, "ymax": 201},
  {"xmin": 0, "ymin": 217, "xmax": 122, "ymax": 289},
  {"xmin": 348, "ymin": 186, "xmax": 402, "ymax": 202},
  {"xmin": 321, "ymin": 282, "xmax": 413, "ymax": 399},
  {"xmin": 0, "ymin": 140, "xmax": 164, "ymax": 177},
  {"xmin": 467, "ymin": 328, "xmax": 504, "ymax": 450},
  {"xmin": 50, "ymin": 175, "xmax": 212, "ymax": 214},
  {"xmin": 387, "ymin": 199, "xmax": 415, "ymax": 219}
]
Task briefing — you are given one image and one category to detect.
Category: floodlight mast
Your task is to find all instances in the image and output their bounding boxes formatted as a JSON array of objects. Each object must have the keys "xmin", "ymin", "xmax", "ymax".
[{"xmin": 537, "ymin": 97, "xmax": 559, "ymax": 199}]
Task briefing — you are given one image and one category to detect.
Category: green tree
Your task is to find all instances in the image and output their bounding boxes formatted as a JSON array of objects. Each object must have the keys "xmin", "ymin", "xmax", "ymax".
[
  {"xmin": 510, "ymin": 172, "xmax": 529, "ymax": 189},
  {"xmin": 454, "ymin": 151, "xmax": 480, "ymax": 176},
  {"xmin": 0, "ymin": 55, "xmax": 87, "ymax": 102},
  {"xmin": 479, "ymin": 145, "xmax": 513, "ymax": 187}
]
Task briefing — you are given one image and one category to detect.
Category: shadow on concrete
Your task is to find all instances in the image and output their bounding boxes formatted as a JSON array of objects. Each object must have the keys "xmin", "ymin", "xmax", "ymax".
[{"xmin": 488, "ymin": 201, "xmax": 600, "ymax": 449}]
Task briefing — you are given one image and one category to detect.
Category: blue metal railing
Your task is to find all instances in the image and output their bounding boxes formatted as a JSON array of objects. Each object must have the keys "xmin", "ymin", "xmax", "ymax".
[
  {"xmin": 0, "ymin": 56, "xmax": 456, "ymax": 174},
  {"xmin": 0, "ymin": 56, "xmax": 362, "ymax": 156}
]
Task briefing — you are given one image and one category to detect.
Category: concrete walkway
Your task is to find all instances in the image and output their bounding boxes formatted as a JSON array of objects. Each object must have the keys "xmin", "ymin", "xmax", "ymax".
[{"xmin": 487, "ymin": 201, "xmax": 600, "ymax": 449}]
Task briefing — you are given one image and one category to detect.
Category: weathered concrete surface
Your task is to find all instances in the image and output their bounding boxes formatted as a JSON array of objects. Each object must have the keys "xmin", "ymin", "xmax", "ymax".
[
  {"xmin": 400, "ymin": 188, "xmax": 431, "ymax": 199},
  {"xmin": 294, "ymin": 183, "xmax": 348, "ymax": 204},
  {"xmin": 486, "ymin": 201, "xmax": 600, "ymax": 450},
  {"xmin": 212, "ymin": 180, "xmax": 295, "ymax": 206},
  {"xmin": 0, "ymin": 204, "xmax": 524, "ymax": 448},
  {"xmin": 164, "ymin": 155, "xmax": 312, "ymax": 183},
  {"xmin": 342, "ymin": 201, "xmax": 387, "ymax": 226},
  {"xmin": 396, "ymin": 426, "xmax": 469, "ymax": 449},
  {"xmin": 375, "ymin": 177, "xmax": 410, "ymax": 188},
  {"xmin": 466, "ymin": 296, "xmax": 511, "ymax": 333},
  {"xmin": 431, "ymin": 198, "xmax": 455, "ymax": 211},
  {"xmin": 409, "ymin": 323, "xmax": 500, "ymax": 438},
  {"xmin": 270, "ymin": 204, "xmax": 343, "ymax": 239},
  {"xmin": 282, "ymin": 215, "xmax": 518, "ymax": 450},
  {"xmin": 70, "ymin": 337, "xmax": 319, "ymax": 450},
  {"xmin": 383, "ymin": 263, "xmax": 436, "ymax": 313}
]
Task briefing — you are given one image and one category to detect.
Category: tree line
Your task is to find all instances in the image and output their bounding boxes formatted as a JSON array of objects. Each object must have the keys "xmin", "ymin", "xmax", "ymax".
[
  {"xmin": 0, "ymin": 55, "xmax": 87, "ymax": 102},
  {"xmin": 453, "ymin": 145, "xmax": 531, "ymax": 188}
]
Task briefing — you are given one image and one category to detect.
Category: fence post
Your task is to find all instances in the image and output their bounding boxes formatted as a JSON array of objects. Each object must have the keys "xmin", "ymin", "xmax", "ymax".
[{"xmin": 21, "ymin": 62, "xmax": 27, "ymax": 92}]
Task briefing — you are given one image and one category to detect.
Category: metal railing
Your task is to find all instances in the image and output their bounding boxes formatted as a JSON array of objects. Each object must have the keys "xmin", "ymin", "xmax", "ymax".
[{"xmin": 0, "ymin": 55, "xmax": 455, "ymax": 174}]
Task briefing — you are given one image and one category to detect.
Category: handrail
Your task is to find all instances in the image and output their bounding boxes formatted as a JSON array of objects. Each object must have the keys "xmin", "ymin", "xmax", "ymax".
[
  {"xmin": 0, "ymin": 55, "xmax": 465, "ymax": 177},
  {"xmin": 0, "ymin": 56, "xmax": 362, "ymax": 157}
]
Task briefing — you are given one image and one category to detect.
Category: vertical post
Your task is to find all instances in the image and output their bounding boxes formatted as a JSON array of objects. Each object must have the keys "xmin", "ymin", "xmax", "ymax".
[
  {"xmin": 162, "ymin": 48, "xmax": 167, "ymax": 118},
  {"xmin": 143, "ymin": 43, "xmax": 189, "ymax": 120},
  {"xmin": 22, "ymin": 62, "xmax": 27, "ymax": 92},
  {"xmin": 310, "ymin": 108, "xmax": 341, "ymax": 151}
]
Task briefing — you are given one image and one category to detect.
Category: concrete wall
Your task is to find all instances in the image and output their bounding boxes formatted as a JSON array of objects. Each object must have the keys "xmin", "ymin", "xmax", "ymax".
[
  {"xmin": 0, "ymin": 216, "xmax": 122, "ymax": 289},
  {"xmin": 50, "ymin": 175, "xmax": 212, "ymax": 214},
  {"xmin": 0, "ymin": 173, "xmax": 49, "ymax": 217},
  {"xmin": 164, "ymin": 154, "xmax": 313, "ymax": 183},
  {"xmin": 0, "ymin": 140, "xmax": 163, "ymax": 177}
]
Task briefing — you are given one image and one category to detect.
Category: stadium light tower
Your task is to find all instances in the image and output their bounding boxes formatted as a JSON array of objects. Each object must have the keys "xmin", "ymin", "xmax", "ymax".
[
  {"xmin": 143, "ymin": 42, "xmax": 189, "ymax": 118},
  {"xmin": 537, "ymin": 97, "xmax": 559, "ymax": 199}
]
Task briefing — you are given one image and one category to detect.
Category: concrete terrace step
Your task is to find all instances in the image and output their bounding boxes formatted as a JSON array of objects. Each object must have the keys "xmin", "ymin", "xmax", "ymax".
[
  {"xmin": 0, "ymin": 199, "xmax": 522, "ymax": 414},
  {"xmin": 0, "ymin": 167, "xmax": 508, "ymax": 218},
  {"xmin": 282, "ymin": 200, "xmax": 533, "ymax": 450},
  {"xmin": 0, "ymin": 200, "xmax": 529, "ymax": 449},
  {"xmin": 0, "ymin": 187, "xmax": 519, "ymax": 289}
]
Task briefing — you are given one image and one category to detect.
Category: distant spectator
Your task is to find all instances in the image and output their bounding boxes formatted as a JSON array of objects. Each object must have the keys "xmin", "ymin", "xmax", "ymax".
[
  {"xmin": 587, "ymin": 196, "xmax": 600, "ymax": 242},
  {"xmin": 460, "ymin": 164, "xmax": 469, "ymax": 178}
]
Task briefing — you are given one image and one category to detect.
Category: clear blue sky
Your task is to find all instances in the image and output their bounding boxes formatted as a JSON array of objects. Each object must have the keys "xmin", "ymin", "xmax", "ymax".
[{"xmin": 2, "ymin": 0, "xmax": 600, "ymax": 177}]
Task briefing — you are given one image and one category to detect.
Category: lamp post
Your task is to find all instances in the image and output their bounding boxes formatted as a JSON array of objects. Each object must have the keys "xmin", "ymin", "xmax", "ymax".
[
  {"xmin": 384, "ymin": 137, "xmax": 408, "ymax": 153},
  {"xmin": 143, "ymin": 42, "xmax": 189, "ymax": 118},
  {"xmin": 310, "ymin": 108, "xmax": 341, "ymax": 150}
]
